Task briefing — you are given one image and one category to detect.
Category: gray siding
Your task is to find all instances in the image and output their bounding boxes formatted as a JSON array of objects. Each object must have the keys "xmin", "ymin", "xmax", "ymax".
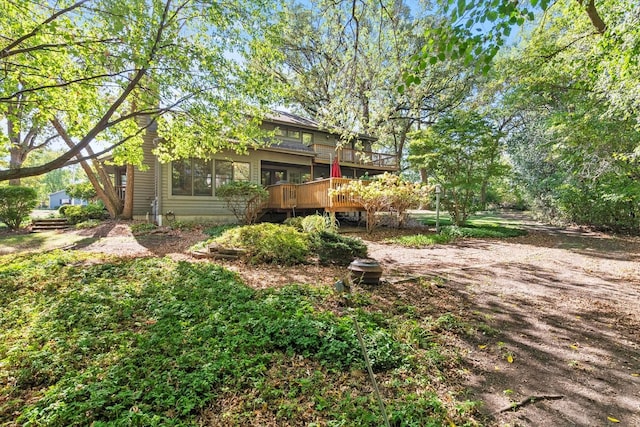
[
  {"xmin": 132, "ymin": 131, "xmax": 157, "ymax": 217},
  {"xmin": 157, "ymin": 150, "xmax": 313, "ymax": 223}
]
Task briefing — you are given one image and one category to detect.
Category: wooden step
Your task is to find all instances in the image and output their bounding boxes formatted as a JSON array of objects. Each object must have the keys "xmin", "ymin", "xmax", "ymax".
[{"xmin": 31, "ymin": 218, "xmax": 69, "ymax": 232}]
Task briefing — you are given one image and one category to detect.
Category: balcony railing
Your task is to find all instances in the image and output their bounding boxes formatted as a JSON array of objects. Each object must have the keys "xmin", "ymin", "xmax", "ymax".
[
  {"xmin": 312, "ymin": 144, "xmax": 398, "ymax": 170},
  {"xmin": 266, "ymin": 178, "xmax": 363, "ymax": 212}
]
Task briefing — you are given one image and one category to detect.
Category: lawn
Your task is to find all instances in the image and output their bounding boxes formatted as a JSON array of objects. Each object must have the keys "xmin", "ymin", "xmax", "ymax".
[
  {"xmin": 0, "ymin": 250, "xmax": 485, "ymax": 426},
  {"xmin": 0, "ymin": 230, "xmax": 87, "ymax": 255},
  {"xmin": 385, "ymin": 211, "xmax": 528, "ymax": 247}
]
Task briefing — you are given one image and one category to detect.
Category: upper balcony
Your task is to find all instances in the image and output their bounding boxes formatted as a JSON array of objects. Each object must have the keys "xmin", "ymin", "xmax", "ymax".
[{"xmin": 311, "ymin": 144, "xmax": 398, "ymax": 171}]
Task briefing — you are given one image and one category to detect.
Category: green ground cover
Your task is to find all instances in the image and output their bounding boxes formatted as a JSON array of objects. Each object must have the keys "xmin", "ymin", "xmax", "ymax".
[{"xmin": 0, "ymin": 251, "xmax": 484, "ymax": 426}]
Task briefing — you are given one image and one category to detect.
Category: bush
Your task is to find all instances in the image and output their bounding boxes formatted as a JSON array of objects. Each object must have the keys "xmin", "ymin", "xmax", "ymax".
[
  {"xmin": 75, "ymin": 219, "xmax": 102, "ymax": 229},
  {"xmin": 215, "ymin": 223, "xmax": 310, "ymax": 265},
  {"xmin": 203, "ymin": 224, "xmax": 237, "ymax": 238},
  {"xmin": 283, "ymin": 216, "xmax": 304, "ymax": 230},
  {"xmin": 60, "ymin": 203, "xmax": 107, "ymax": 224},
  {"xmin": 310, "ymin": 231, "xmax": 368, "ymax": 266},
  {"xmin": 217, "ymin": 181, "xmax": 268, "ymax": 224},
  {"xmin": 130, "ymin": 222, "xmax": 157, "ymax": 235},
  {"xmin": 0, "ymin": 186, "xmax": 38, "ymax": 230}
]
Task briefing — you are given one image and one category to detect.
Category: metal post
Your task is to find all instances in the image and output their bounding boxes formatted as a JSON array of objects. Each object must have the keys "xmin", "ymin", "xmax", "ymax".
[{"xmin": 435, "ymin": 184, "xmax": 441, "ymax": 233}]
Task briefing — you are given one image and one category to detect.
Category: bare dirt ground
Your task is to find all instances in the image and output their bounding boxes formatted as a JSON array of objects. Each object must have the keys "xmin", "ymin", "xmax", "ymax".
[{"xmin": 59, "ymin": 214, "xmax": 640, "ymax": 426}]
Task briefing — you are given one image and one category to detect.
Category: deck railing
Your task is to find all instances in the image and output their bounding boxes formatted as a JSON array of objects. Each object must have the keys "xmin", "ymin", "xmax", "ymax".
[
  {"xmin": 312, "ymin": 144, "xmax": 398, "ymax": 170},
  {"xmin": 266, "ymin": 178, "xmax": 363, "ymax": 211}
]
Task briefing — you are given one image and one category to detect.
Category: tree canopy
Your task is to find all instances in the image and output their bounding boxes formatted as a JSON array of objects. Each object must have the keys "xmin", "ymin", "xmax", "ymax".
[{"xmin": 0, "ymin": 0, "xmax": 280, "ymax": 183}]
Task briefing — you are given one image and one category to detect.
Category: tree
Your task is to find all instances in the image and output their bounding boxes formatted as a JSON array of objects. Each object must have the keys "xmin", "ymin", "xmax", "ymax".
[
  {"xmin": 66, "ymin": 181, "xmax": 98, "ymax": 202},
  {"xmin": 251, "ymin": 0, "xmax": 472, "ymax": 169},
  {"xmin": 330, "ymin": 172, "xmax": 430, "ymax": 232},
  {"xmin": 408, "ymin": 110, "xmax": 508, "ymax": 225},
  {"xmin": 1, "ymin": 0, "xmax": 281, "ymax": 215},
  {"xmin": 0, "ymin": 186, "xmax": 38, "ymax": 230}
]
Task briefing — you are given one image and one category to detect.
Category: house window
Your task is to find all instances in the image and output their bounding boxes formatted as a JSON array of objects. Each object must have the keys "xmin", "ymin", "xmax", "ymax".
[
  {"xmin": 172, "ymin": 158, "xmax": 213, "ymax": 196},
  {"xmin": 274, "ymin": 127, "xmax": 286, "ymax": 136},
  {"xmin": 287, "ymin": 130, "xmax": 300, "ymax": 139},
  {"xmin": 302, "ymin": 132, "xmax": 313, "ymax": 144},
  {"xmin": 215, "ymin": 160, "xmax": 250, "ymax": 188}
]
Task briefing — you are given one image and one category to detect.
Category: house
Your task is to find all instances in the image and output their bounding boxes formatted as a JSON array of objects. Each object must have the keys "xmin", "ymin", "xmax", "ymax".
[
  {"xmin": 48, "ymin": 190, "xmax": 88, "ymax": 209},
  {"xmin": 117, "ymin": 111, "xmax": 398, "ymax": 224}
]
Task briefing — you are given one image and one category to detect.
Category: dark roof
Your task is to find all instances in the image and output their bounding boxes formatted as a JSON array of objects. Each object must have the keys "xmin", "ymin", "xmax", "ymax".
[
  {"xmin": 265, "ymin": 110, "xmax": 320, "ymax": 130},
  {"xmin": 272, "ymin": 139, "xmax": 316, "ymax": 153},
  {"xmin": 266, "ymin": 110, "xmax": 376, "ymax": 142}
]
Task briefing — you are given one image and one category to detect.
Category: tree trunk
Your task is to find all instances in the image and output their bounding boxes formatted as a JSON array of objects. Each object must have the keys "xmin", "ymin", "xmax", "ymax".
[
  {"xmin": 122, "ymin": 164, "xmax": 135, "ymax": 219},
  {"xmin": 8, "ymin": 148, "xmax": 24, "ymax": 186},
  {"xmin": 7, "ymin": 115, "xmax": 23, "ymax": 186},
  {"xmin": 52, "ymin": 118, "xmax": 123, "ymax": 218}
]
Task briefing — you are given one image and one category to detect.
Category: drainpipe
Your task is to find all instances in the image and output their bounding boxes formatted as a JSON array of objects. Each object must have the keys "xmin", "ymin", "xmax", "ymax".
[{"xmin": 153, "ymin": 138, "xmax": 163, "ymax": 226}]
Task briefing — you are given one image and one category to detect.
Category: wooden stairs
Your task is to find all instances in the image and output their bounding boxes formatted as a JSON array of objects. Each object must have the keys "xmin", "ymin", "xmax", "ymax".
[{"xmin": 31, "ymin": 218, "xmax": 70, "ymax": 232}]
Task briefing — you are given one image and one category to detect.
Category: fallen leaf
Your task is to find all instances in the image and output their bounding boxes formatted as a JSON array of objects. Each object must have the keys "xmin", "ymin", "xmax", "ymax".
[
  {"xmin": 507, "ymin": 355, "xmax": 514, "ymax": 363},
  {"xmin": 478, "ymin": 345, "xmax": 487, "ymax": 349},
  {"xmin": 631, "ymin": 373, "xmax": 639, "ymax": 377},
  {"xmin": 607, "ymin": 416, "xmax": 620, "ymax": 423},
  {"xmin": 570, "ymin": 344, "xmax": 579, "ymax": 350}
]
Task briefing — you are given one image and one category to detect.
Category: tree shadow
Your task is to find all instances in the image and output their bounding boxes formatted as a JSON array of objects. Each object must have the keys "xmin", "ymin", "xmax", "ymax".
[{"xmin": 413, "ymin": 260, "xmax": 640, "ymax": 426}]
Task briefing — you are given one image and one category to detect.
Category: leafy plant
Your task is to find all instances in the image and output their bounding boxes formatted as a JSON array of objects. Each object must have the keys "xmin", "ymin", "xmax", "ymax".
[
  {"xmin": 74, "ymin": 219, "xmax": 102, "ymax": 229},
  {"xmin": 1, "ymin": 254, "xmax": 410, "ymax": 425},
  {"xmin": 216, "ymin": 181, "xmax": 268, "ymax": 224},
  {"xmin": 66, "ymin": 181, "xmax": 97, "ymax": 201},
  {"xmin": 300, "ymin": 213, "xmax": 338, "ymax": 233},
  {"xmin": 60, "ymin": 203, "xmax": 107, "ymax": 224},
  {"xmin": 330, "ymin": 173, "xmax": 430, "ymax": 232},
  {"xmin": 214, "ymin": 223, "xmax": 309, "ymax": 265},
  {"xmin": 203, "ymin": 224, "xmax": 237, "ymax": 238},
  {"xmin": 0, "ymin": 186, "xmax": 38, "ymax": 230},
  {"xmin": 309, "ymin": 231, "xmax": 367, "ymax": 266},
  {"xmin": 130, "ymin": 222, "xmax": 157, "ymax": 235}
]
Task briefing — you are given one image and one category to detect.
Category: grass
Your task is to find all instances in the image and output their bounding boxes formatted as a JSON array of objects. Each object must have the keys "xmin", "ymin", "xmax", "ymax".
[
  {"xmin": 386, "ymin": 211, "xmax": 528, "ymax": 247},
  {"xmin": 0, "ymin": 251, "xmax": 485, "ymax": 426},
  {"xmin": 0, "ymin": 230, "xmax": 87, "ymax": 255}
]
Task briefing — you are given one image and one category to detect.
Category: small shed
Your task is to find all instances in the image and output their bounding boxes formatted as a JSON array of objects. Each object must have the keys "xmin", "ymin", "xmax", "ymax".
[{"xmin": 48, "ymin": 190, "xmax": 88, "ymax": 209}]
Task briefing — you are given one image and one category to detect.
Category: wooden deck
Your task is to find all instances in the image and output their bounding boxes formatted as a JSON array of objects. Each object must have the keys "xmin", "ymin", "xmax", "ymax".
[{"xmin": 266, "ymin": 178, "xmax": 363, "ymax": 212}]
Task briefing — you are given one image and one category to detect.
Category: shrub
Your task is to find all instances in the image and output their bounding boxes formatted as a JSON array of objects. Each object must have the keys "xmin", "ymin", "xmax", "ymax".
[
  {"xmin": 215, "ymin": 223, "xmax": 309, "ymax": 265},
  {"xmin": 203, "ymin": 224, "xmax": 237, "ymax": 238},
  {"xmin": 301, "ymin": 213, "xmax": 339, "ymax": 233},
  {"xmin": 74, "ymin": 219, "xmax": 102, "ymax": 229},
  {"xmin": 130, "ymin": 222, "xmax": 157, "ymax": 235},
  {"xmin": 61, "ymin": 203, "xmax": 107, "ymax": 224},
  {"xmin": 310, "ymin": 231, "xmax": 368, "ymax": 266},
  {"xmin": 217, "ymin": 181, "xmax": 268, "ymax": 224},
  {"xmin": 57, "ymin": 204, "xmax": 71, "ymax": 216},
  {"xmin": 0, "ymin": 186, "xmax": 38, "ymax": 230},
  {"xmin": 283, "ymin": 216, "xmax": 304, "ymax": 230}
]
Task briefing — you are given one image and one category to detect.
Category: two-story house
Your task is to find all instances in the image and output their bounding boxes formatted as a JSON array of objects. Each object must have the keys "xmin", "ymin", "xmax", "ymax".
[{"xmin": 113, "ymin": 111, "xmax": 398, "ymax": 224}]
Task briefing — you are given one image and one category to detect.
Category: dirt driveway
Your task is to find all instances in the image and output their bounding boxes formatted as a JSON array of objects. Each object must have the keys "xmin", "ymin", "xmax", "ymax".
[
  {"xmin": 68, "ymin": 214, "xmax": 640, "ymax": 426},
  {"xmin": 365, "ymin": 216, "xmax": 640, "ymax": 427}
]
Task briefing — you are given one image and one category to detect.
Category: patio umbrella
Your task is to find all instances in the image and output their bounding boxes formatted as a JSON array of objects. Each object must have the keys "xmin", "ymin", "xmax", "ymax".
[{"xmin": 330, "ymin": 154, "xmax": 342, "ymax": 178}]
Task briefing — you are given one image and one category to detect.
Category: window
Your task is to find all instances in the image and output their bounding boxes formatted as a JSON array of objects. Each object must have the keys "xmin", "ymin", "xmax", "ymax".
[
  {"xmin": 287, "ymin": 130, "xmax": 300, "ymax": 139},
  {"xmin": 172, "ymin": 159, "xmax": 213, "ymax": 196},
  {"xmin": 302, "ymin": 132, "xmax": 313, "ymax": 144},
  {"xmin": 215, "ymin": 160, "xmax": 250, "ymax": 188},
  {"xmin": 274, "ymin": 127, "xmax": 286, "ymax": 136}
]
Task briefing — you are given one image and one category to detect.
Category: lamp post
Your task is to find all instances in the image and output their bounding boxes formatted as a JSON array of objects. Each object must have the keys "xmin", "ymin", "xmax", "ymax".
[{"xmin": 435, "ymin": 184, "xmax": 441, "ymax": 233}]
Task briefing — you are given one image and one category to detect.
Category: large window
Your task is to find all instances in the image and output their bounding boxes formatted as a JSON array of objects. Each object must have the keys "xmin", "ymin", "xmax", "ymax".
[
  {"xmin": 172, "ymin": 159, "xmax": 213, "ymax": 196},
  {"xmin": 215, "ymin": 160, "xmax": 250, "ymax": 188},
  {"xmin": 302, "ymin": 132, "xmax": 313, "ymax": 144}
]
